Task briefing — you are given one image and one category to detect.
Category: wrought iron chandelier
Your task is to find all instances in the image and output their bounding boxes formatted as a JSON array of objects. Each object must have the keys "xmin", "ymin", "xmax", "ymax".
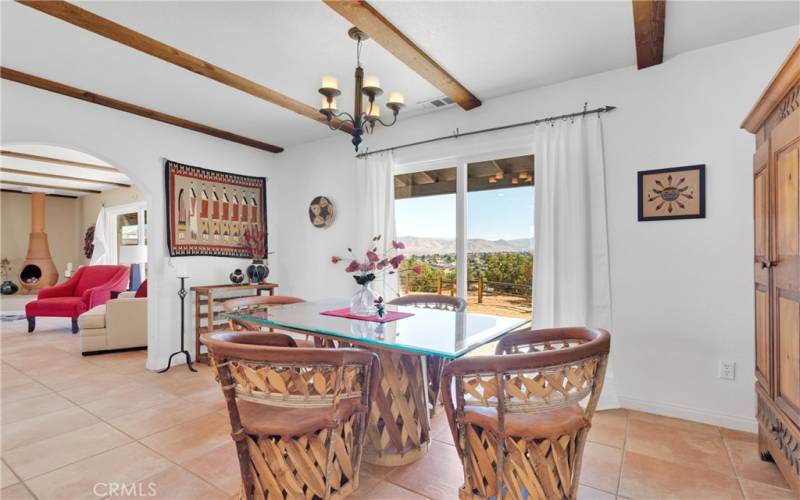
[{"xmin": 318, "ymin": 28, "xmax": 405, "ymax": 151}]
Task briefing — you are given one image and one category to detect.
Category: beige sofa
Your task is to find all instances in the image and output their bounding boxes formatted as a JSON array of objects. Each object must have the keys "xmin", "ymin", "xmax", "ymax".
[{"xmin": 78, "ymin": 291, "xmax": 147, "ymax": 354}]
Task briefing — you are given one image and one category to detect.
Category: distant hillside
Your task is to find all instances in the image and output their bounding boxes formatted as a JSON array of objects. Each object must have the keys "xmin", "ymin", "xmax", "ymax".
[{"xmin": 399, "ymin": 236, "xmax": 533, "ymax": 255}]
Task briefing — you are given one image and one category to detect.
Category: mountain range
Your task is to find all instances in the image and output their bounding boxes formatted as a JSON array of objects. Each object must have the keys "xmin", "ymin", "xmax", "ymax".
[{"xmin": 398, "ymin": 236, "xmax": 533, "ymax": 255}]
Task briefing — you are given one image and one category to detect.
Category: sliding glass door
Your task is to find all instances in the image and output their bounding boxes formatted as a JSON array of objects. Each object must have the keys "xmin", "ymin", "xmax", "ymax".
[
  {"xmin": 394, "ymin": 154, "xmax": 534, "ymax": 319},
  {"xmin": 466, "ymin": 156, "xmax": 533, "ymax": 318},
  {"xmin": 395, "ymin": 166, "xmax": 458, "ymax": 298}
]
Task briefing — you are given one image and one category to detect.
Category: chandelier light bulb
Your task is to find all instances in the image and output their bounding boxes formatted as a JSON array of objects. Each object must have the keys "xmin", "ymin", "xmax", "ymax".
[
  {"xmin": 388, "ymin": 92, "xmax": 404, "ymax": 105},
  {"xmin": 321, "ymin": 76, "xmax": 339, "ymax": 91},
  {"xmin": 364, "ymin": 75, "xmax": 380, "ymax": 89},
  {"xmin": 368, "ymin": 104, "xmax": 381, "ymax": 118}
]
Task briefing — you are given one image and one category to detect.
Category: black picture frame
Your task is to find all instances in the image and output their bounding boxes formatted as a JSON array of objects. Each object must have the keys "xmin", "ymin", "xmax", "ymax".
[{"xmin": 638, "ymin": 164, "xmax": 706, "ymax": 222}]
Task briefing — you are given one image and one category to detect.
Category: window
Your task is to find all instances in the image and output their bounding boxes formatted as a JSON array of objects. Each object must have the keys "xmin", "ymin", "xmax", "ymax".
[
  {"xmin": 105, "ymin": 202, "xmax": 147, "ymax": 265},
  {"xmin": 394, "ymin": 154, "xmax": 534, "ymax": 319}
]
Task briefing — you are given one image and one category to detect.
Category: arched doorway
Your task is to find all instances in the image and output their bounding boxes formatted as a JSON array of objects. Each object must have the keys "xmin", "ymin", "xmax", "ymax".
[{"xmin": 0, "ymin": 144, "xmax": 151, "ymax": 358}]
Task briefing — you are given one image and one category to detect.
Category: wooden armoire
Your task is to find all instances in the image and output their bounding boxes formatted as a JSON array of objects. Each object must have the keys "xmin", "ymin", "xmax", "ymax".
[{"xmin": 742, "ymin": 40, "xmax": 800, "ymax": 495}]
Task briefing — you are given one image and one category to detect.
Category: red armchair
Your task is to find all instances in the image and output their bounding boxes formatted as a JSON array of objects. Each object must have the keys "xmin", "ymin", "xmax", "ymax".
[{"xmin": 26, "ymin": 265, "xmax": 130, "ymax": 334}]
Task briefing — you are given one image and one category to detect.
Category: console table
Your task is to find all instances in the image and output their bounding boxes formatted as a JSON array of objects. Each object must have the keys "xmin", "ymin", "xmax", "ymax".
[{"xmin": 191, "ymin": 282, "xmax": 278, "ymax": 364}]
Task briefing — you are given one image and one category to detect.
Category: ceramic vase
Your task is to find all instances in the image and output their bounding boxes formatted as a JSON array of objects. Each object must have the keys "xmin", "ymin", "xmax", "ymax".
[
  {"xmin": 229, "ymin": 269, "xmax": 245, "ymax": 284},
  {"xmin": 0, "ymin": 280, "xmax": 18, "ymax": 295},
  {"xmin": 246, "ymin": 260, "xmax": 269, "ymax": 283}
]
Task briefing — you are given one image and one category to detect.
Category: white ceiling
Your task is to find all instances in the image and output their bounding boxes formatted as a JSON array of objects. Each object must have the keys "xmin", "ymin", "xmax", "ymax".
[
  {"xmin": 1, "ymin": 1, "xmax": 798, "ymax": 151},
  {"xmin": 0, "ymin": 144, "xmax": 132, "ymax": 197}
]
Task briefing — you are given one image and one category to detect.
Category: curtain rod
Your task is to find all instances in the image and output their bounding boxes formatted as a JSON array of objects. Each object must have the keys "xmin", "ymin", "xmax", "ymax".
[{"xmin": 355, "ymin": 104, "xmax": 617, "ymax": 159}]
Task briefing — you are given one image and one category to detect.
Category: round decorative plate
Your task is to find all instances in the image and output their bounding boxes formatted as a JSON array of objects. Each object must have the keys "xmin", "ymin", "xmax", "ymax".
[{"xmin": 308, "ymin": 196, "xmax": 335, "ymax": 228}]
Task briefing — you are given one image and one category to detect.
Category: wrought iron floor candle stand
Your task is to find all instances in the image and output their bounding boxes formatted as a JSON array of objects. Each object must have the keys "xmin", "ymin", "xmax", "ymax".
[{"xmin": 159, "ymin": 276, "xmax": 197, "ymax": 373}]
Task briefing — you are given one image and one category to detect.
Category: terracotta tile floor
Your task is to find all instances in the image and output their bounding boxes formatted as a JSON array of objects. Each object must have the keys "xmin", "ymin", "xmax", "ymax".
[{"xmin": 1, "ymin": 318, "xmax": 794, "ymax": 499}]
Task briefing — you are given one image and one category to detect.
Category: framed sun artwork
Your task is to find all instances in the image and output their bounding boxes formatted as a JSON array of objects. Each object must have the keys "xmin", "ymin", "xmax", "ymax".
[{"xmin": 638, "ymin": 164, "xmax": 706, "ymax": 221}]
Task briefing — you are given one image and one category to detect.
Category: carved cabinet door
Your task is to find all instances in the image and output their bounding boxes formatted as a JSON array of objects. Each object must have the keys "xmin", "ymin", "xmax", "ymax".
[
  {"xmin": 754, "ymin": 140, "xmax": 772, "ymax": 394},
  {"xmin": 771, "ymin": 106, "xmax": 800, "ymax": 428}
]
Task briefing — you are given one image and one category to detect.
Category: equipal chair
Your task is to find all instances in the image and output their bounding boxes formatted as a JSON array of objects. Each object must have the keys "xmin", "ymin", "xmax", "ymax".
[
  {"xmin": 441, "ymin": 327, "xmax": 610, "ymax": 500},
  {"xmin": 221, "ymin": 295, "xmax": 313, "ymax": 346},
  {"xmin": 202, "ymin": 331, "xmax": 380, "ymax": 500},
  {"xmin": 221, "ymin": 295, "xmax": 305, "ymax": 331},
  {"xmin": 388, "ymin": 294, "xmax": 467, "ymax": 415}
]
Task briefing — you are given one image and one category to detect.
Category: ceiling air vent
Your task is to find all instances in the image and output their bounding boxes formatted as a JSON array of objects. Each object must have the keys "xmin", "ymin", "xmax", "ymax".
[{"xmin": 418, "ymin": 96, "xmax": 455, "ymax": 110}]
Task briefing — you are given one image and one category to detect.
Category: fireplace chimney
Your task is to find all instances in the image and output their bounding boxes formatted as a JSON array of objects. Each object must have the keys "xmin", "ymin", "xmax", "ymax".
[{"xmin": 19, "ymin": 192, "xmax": 59, "ymax": 294}]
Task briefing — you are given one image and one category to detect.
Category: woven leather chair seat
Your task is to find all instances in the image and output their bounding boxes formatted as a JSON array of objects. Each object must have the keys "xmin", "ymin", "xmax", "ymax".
[{"xmin": 461, "ymin": 404, "xmax": 589, "ymax": 439}]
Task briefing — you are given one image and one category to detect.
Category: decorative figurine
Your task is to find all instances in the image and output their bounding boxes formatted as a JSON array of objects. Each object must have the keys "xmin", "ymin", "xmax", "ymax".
[{"xmin": 374, "ymin": 296, "xmax": 385, "ymax": 319}]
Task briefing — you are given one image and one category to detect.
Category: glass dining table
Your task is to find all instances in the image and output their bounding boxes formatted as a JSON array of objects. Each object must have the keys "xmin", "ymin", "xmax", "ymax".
[{"xmin": 222, "ymin": 298, "xmax": 529, "ymax": 466}]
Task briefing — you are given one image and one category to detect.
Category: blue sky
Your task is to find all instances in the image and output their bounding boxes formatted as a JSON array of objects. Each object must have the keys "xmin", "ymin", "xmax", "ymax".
[{"xmin": 396, "ymin": 186, "xmax": 534, "ymax": 240}]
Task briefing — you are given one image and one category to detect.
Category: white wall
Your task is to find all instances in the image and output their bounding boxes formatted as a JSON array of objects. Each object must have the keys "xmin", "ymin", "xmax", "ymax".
[
  {"xmin": 273, "ymin": 26, "xmax": 800, "ymax": 431},
  {"xmin": 1, "ymin": 81, "xmax": 281, "ymax": 370}
]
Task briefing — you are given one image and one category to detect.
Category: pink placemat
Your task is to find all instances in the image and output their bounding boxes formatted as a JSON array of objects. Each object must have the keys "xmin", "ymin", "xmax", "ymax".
[{"xmin": 320, "ymin": 307, "xmax": 414, "ymax": 323}]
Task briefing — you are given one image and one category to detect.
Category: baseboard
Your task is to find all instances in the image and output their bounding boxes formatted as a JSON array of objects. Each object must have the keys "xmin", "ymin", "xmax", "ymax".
[
  {"xmin": 618, "ymin": 395, "xmax": 757, "ymax": 433},
  {"xmin": 82, "ymin": 346, "xmax": 147, "ymax": 356}
]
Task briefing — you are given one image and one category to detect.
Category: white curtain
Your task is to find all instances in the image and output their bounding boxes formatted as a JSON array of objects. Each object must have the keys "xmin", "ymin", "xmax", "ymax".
[
  {"xmin": 533, "ymin": 114, "xmax": 619, "ymax": 408},
  {"xmin": 355, "ymin": 152, "xmax": 398, "ymax": 299},
  {"xmin": 90, "ymin": 207, "xmax": 108, "ymax": 265}
]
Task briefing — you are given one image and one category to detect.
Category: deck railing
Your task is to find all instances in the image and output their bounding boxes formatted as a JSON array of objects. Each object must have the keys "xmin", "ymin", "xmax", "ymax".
[{"xmin": 400, "ymin": 274, "xmax": 532, "ymax": 304}]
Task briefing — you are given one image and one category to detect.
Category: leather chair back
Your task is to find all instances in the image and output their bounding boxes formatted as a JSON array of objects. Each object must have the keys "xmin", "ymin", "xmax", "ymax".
[{"xmin": 222, "ymin": 295, "xmax": 305, "ymax": 331}]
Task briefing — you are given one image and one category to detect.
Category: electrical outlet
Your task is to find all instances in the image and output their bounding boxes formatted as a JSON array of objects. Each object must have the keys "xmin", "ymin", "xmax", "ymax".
[{"xmin": 718, "ymin": 360, "xmax": 736, "ymax": 380}]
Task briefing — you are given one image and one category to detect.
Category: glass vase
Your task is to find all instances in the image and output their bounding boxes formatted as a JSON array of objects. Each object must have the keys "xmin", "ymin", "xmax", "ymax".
[{"xmin": 350, "ymin": 282, "xmax": 376, "ymax": 316}]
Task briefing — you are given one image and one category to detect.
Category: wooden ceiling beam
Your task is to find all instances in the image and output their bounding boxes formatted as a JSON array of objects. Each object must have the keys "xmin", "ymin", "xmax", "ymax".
[
  {"xmin": 323, "ymin": 0, "xmax": 481, "ymax": 111},
  {"xmin": 632, "ymin": 0, "xmax": 665, "ymax": 70},
  {"xmin": 0, "ymin": 150, "xmax": 119, "ymax": 172},
  {"xmin": 0, "ymin": 167, "xmax": 132, "ymax": 187},
  {"xmin": 18, "ymin": 1, "xmax": 351, "ymax": 134},
  {"xmin": 0, "ymin": 180, "xmax": 101, "ymax": 194},
  {"xmin": 1, "ymin": 188, "xmax": 78, "ymax": 199},
  {"xmin": 1, "ymin": 67, "xmax": 284, "ymax": 153}
]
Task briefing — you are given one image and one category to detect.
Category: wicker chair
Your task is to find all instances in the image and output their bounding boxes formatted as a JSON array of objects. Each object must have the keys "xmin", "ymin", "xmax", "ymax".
[
  {"xmin": 388, "ymin": 294, "xmax": 467, "ymax": 415},
  {"xmin": 441, "ymin": 327, "xmax": 610, "ymax": 500},
  {"xmin": 202, "ymin": 331, "xmax": 381, "ymax": 500},
  {"xmin": 221, "ymin": 295, "xmax": 316, "ymax": 347},
  {"xmin": 222, "ymin": 295, "xmax": 305, "ymax": 331}
]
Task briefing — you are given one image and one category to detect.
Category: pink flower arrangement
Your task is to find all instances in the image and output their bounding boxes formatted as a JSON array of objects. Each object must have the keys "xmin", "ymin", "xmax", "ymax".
[
  {"xmin": 331, "ymin": 235, "xmax": 420, "ymax": 285},
  {"xmin": 241, "ymin": 226, "xmax": 266, "ymax": 259}
]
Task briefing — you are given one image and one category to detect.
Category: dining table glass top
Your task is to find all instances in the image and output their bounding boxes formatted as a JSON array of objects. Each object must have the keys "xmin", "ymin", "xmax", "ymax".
[{"xmin": 222, "ymin": 299, "xmax": 530, "ymax": 359}]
